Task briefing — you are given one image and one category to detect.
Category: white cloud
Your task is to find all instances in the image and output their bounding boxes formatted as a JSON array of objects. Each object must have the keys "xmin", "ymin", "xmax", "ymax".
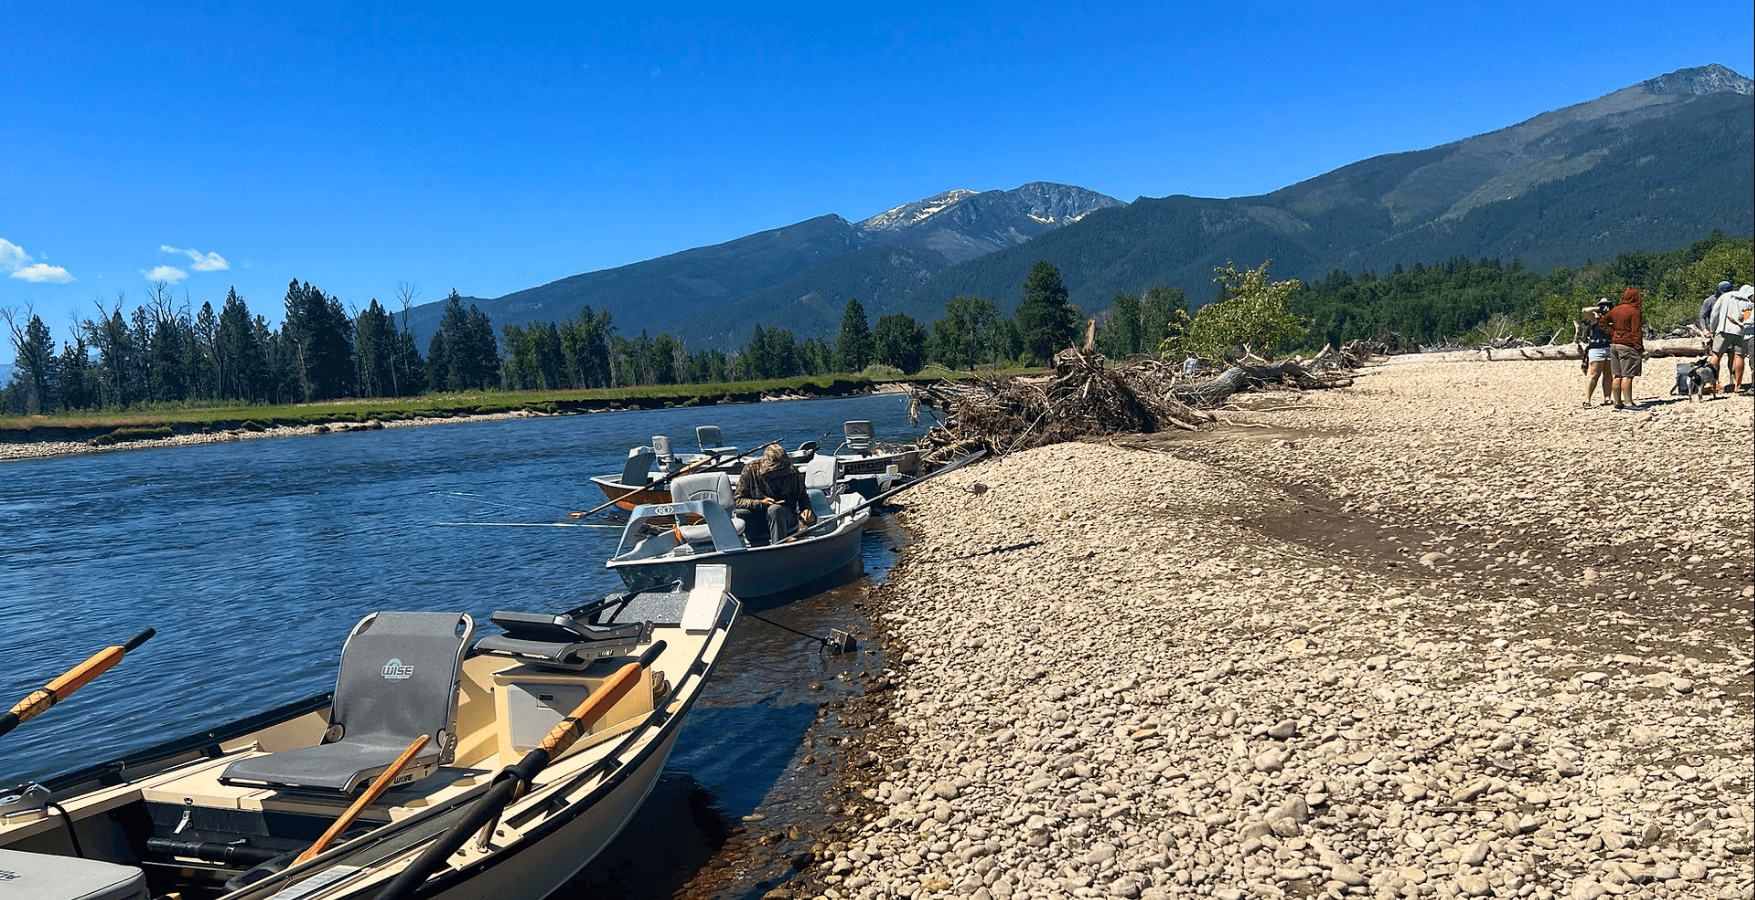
[
  {"xmin": 143, "ymin": 266, "xmax": 188, "ymax": 284},
  {"xmin": 1, "ymin": 237, "xmax": 76, "ymax": 283},
  {"xmin": 12, "ymin": 263, "xmax": 75, "ymax": 284},
  {"xmin": 160, "ymin": 245, "xmax": 230, "ymax": 272}
]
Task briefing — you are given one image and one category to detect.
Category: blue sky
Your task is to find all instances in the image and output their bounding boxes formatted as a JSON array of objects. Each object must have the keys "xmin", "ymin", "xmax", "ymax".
[{"xmin": 4, "ymin": 1, "xmax": 1752, "ymax": 346}]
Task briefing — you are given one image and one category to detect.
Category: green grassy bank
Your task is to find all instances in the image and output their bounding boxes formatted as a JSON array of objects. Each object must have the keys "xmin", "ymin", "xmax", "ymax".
[{"xmin": 0, "ymin": 372, "xmax": 946, "ymax": 448}]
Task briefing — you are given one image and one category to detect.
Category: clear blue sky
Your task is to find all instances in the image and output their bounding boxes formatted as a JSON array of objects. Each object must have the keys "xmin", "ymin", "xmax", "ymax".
[{"xmin": 4, "ymin": 1, "xmax": 1751, "ymax": 346}]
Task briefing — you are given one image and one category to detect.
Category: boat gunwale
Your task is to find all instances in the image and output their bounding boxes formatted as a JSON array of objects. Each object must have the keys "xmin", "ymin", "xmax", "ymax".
[{"xmin": 227, "ymin": 594, "xmax": 740, "ymax": 900}]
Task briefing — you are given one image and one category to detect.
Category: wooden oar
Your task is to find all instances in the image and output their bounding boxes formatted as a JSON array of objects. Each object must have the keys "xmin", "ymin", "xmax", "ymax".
[
  {"xmin": 782, "ymin": 449, "xmax": 987, "ymax": 543},
  {"xmin": 374, "ymin": 640, "xmax": 668, "ymax": 900},
  {"xmin": 0, "ymin": 628, "xmax": 155, "ymax": 740},
  {"xmin": 568, "ymin": 441, "xmax": 778, "ymax": 520},
  {"xmin": 295, "ymin": 734, "xmax": 429, "ymax": 865}
]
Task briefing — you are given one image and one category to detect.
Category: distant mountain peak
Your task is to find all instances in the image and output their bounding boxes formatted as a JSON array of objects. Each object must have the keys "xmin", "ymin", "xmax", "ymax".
[
  {"xmin": 859, "ymin": 190, "xmax": 981, "ymax": 231},
  {"xmin": 1642, "ymin": 63, "xmax": 1752, "ymax": 96}
]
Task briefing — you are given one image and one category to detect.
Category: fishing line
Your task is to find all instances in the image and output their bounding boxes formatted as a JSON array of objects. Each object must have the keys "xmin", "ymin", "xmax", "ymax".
[{"xmin": 743, "ymin": 611, "xmax": 856, "ymax": 655}]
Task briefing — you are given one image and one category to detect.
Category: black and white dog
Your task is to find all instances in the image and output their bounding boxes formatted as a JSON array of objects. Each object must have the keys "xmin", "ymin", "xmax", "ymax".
[{"xmin": 1674, "ymin": 357, "xmax": 1719, "ymax": 400}]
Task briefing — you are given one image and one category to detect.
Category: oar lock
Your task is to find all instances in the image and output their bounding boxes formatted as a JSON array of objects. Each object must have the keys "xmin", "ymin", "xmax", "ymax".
[{"xmin": 0, "ymin": 783, "xmax": 51, "ymax": 821}]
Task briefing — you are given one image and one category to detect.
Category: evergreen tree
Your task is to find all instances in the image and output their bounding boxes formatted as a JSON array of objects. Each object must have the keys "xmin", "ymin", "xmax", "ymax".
[
  {"xmin": 835, "ymin": 298, "xmax": 873, "ymax": 373},
  {"xmin": 427, "ymin": 290, "xmax": 499, "ymax": 391},
  {"xmin": 872, "ymin": 312, "xmax": 927, "ymax": 374},
  {"xmin": 355, "ymin": 299, "xmax": 399, "ymax": 397},
  {"xmin": 283, "ymin": 280, "xmax": 356, "ymax": 400},
  {"xmin": 56, "ymin": 337, "xmax": 94, "ymax": 410},
  {"xmin": 1014, "ymin": 260, "xmax": 1080, "ymax": 364},
  {"xmin": 1097, "ymin": 289, "xmax": 1143, "ymax": 358},
  {"xmin": 2, "ymin": 311, "xmax": 59, "ymax": 414}
]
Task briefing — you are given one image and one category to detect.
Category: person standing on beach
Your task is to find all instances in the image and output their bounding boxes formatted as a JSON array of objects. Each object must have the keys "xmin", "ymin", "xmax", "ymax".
[
  {"xmin": 1699, "ymin": 281, "xmax": 1734, "ymax": 388},
  {"xmin": 1601, "ymin": 287, "xmax": 1645, "ymax": 409},
  {"xmin": 1712, "ymin": 284, "xmax": 1754, "ymax": 393},
  {"xmin": 1578, "ymin": 298, "xmax": 1615, "ymax": 407}
]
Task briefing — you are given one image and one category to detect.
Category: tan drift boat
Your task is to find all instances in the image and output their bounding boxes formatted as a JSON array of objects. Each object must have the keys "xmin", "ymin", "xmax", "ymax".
[{"xmin": 0, "ymin": 568, "xmax": 738, "ymax": 900}]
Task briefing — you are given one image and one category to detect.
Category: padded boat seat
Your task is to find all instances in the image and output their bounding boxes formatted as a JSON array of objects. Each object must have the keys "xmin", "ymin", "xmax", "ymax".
[
  {"xmin": 476, "ymin": 611, "xmax": 651, "ymax": 670},
  {"xmin": 842, "ymin": 420, "xmax": 876, "ymax": 454},
  {"xmin": 696, "ymin": 425, "xmax": 737, "ymax": 458},
  {"xmin": 669, "ymin": 473, "xmax": 746, "ymax": 543},
  {"xmin": 221, "ymin": 612, "xmax": 473, "ymax": 795}
]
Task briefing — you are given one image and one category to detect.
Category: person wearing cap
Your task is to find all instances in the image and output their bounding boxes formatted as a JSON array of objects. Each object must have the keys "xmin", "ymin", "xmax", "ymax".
[
  {"xmin": 733, "ymin": 442, "xmax": 815, "ymax": 544},
  {"xmin": 1698, "ymin": 280, "xmax": 1735, "ymax": 387},
  {"xmin": 1577, "ymin": 298, "xmax": 1615, "ymax": 407},
  {"xmin": 1601, "ymin": 287, "xmax": 1645, "ymax": 409},
  {"xmin": 1712, "ymin": 284, "xmax": 1754, "ymax": 393}
]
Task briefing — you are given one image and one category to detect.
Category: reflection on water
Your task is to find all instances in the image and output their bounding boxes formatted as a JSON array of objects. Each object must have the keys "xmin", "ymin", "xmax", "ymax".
[{"xmin": 0, "ymin": 394, "xmax": 915, "ymax": 898}]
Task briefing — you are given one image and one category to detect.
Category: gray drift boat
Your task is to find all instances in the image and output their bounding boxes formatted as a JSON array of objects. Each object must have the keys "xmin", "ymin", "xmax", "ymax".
[
  {"xmin": 605, "ymin": 470, "xmax": 869, "ymax": 599},
  {"xmin": 0, "ymin": 568, "xmax": 739, "ymax": 900}
]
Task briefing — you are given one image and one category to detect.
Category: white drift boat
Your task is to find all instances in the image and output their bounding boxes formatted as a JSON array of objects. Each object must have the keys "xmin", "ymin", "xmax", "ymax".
[
  {"xmin": 0, "ymin": 568, "xmax": 739, "ymax": 900},
  {"xmin": 605, "ymin": 470, "xmax": 869, "ymax": 599}
]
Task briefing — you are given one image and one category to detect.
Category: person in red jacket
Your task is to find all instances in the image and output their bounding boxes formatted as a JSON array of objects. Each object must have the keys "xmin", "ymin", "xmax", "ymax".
[{"xmin": 1601, "ymin": 287, "xmax": 1645, "ymax": 409}]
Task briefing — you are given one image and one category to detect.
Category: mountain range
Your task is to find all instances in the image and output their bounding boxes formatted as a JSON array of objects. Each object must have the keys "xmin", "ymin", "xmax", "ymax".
[{"xmin": 409, "ymin": 64, "xmax": 1753, "ymax": 350}]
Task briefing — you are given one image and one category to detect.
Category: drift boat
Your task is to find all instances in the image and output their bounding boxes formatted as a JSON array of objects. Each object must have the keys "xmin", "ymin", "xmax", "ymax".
[
  {"xmin": 0, "ymin": 569, "xmax": 739, "ymax": 900},
  {"xmin": 588, "ymin": 426, "xmax": 823, "ymax": 513},
  {"xmin": 605, "ymin": 470, "xmax": 869, "ymax": 599}
]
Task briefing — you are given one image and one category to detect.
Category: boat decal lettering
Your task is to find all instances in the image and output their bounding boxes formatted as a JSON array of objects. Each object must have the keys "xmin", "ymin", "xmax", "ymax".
[{"xmin": 382, "ymin": 659, "xmax": 414, "ymax": 682}]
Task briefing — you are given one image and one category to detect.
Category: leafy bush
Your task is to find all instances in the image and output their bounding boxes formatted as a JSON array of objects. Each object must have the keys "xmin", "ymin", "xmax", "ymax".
[{"xmin": 1182, "ymin": 261, "xmax": 1310, "ymax": 361}]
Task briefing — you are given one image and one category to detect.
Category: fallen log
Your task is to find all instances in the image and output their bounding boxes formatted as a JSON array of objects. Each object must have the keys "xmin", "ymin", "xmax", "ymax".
[
  {"xmin": 1378, "ymin": 336, "xmax": 1712, "ymax": 365},
  {"xmin": 1169, "ymin": 360, "xmax": 1352, "ymax": 408}
]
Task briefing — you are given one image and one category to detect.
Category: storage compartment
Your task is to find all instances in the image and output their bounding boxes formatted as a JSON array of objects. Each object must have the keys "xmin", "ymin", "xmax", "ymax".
[
  {"xmin": 491, "ymin": 664, "xmax": 654, "ymax": 755},
  {"xmin": 0, "ymin": 848, "xmax": 149, "ymax": 900}
]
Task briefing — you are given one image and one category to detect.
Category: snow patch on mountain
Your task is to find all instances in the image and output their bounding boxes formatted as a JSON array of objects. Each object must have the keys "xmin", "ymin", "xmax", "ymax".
[{"xmin": 859, "ymin": 190, "xmax": 981, "ymax": 232}]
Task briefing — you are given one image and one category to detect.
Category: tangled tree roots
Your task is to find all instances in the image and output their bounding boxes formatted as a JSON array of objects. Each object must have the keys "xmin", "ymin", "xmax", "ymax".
[
  {"xmin": 908, "ymin": 349, "xmax": 1216, "ymax": 457},
  {"xmin": 909, "ymin": 348, "xmax": 1358, "ymax": 458}
]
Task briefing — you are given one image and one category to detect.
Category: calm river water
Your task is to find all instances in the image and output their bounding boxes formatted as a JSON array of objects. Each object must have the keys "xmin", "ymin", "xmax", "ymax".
[{"xmin": 0, "ymin": 392, "xmax": 920, "ymax": 898}]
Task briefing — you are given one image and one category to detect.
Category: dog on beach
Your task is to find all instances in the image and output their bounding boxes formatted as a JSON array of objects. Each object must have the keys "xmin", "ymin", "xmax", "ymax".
[{"xmin": 1674, "ymin": 357, "xmax": 1719, "ymax": 401}]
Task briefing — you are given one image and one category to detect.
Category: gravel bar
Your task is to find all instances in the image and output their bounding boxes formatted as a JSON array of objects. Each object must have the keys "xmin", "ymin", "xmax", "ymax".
[{"xmin": 803, "ymin": 361, "xmax": 1753, "ymax": 900}]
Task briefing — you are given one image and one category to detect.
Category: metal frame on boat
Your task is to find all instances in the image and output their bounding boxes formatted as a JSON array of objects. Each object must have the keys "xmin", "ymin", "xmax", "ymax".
[{"xmin": 0, "ymin": 569, "xmax": 741, "ymax": 900}]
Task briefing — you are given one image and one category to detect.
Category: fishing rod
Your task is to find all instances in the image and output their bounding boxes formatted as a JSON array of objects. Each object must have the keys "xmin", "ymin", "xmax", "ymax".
[
  {"xmin": 1, "ymin": 629, "xmax": 156, "ymax": 741},
  {"xmin": 782, "ymin": 448, "xmax": 987, "ymax": 543},
  {"xmin": 432, "ymin": 521, "xmax": 623, "ymax": 530}
]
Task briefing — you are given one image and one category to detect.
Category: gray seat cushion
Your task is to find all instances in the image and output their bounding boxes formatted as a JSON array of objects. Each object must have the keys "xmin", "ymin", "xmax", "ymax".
[{"xmin": 221, "ymin": 611, "xmax": 473, "ymax": 794}]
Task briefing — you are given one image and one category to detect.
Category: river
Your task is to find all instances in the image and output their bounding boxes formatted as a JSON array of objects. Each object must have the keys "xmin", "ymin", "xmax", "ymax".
[{"xmin": 0, "ymin": 392, "xmax": 921, "ymax": 898}]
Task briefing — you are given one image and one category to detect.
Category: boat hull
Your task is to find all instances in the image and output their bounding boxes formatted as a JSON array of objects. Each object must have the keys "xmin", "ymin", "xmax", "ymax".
[
  {"xmin": 588, "ymin": 475, "xmax": 670, "ymax": 511},
  {"xmin": 609, "ymin": 510, "xmax": 867, "ymax": 598},
  {"xmin": 413, "ymin": 724, "xmax": 683, "ymax": 900}
]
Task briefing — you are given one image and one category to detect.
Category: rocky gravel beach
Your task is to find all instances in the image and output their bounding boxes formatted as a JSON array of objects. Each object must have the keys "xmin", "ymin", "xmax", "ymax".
[{"xmin": 801, "ymin": 360, "xmax": 1753, "ymax": 900}]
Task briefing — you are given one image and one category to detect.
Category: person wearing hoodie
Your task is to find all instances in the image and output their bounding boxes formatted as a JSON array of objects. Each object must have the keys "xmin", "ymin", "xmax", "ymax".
[
  {"xmin": 1601, "ymin": 287, "xmax": 1645, "ymax": 409},
  {"xmin": 1712, "ymin": 284, "xmax": 1754, "ymax": 393}
]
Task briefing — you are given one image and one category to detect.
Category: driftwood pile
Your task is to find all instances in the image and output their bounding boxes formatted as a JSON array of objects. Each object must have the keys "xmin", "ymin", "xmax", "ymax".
[
  {"xmin": 1340, "ymin": 330, "xmax": 1422, "ymax": 361},
  {"xmin": 908, "ymin": 347, "xmax": 1353, "ymax": 460}
]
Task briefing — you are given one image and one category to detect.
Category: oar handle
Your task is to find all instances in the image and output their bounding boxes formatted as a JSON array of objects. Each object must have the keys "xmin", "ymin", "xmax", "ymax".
[
  {"xmin": 296, "ymin": 734, "xmax": 430, "ymax": 865},
  {"xmin": 373, "ymin": 640, "xmax": 667, "ymax": 900},
  {"xmin": 0, "ymin": 628, "xmax": 157, "ymax": 740}
]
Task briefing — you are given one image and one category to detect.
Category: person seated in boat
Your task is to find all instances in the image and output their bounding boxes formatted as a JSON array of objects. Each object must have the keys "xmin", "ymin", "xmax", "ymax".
[{"xmin": 733, "ymin": 443, "xmax": 815, "ymax": 544}]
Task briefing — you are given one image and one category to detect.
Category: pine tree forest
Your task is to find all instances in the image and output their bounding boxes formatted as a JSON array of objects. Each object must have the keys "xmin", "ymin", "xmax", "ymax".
[{"xmin": 6, "ymin": 234, "xmax": 1750, "ymax": 416}]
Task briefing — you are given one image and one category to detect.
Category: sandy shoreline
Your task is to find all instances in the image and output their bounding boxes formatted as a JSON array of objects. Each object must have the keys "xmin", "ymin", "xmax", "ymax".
[{"xmin": 801, "ymin": 360, "xmax": 1753, "ymax": 900}]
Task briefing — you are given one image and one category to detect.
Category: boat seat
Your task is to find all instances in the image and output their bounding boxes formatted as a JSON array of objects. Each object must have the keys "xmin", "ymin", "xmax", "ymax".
[
  {"xmin": 221, "ymin": 612, "xmax": 474, "ymax": 795},
  {"xmin": 841, "ymin": 420, "xmax": 876, "ymax": 455},
  {"xmin": 618, "ymin": 446, "xmax": 656, "ymax": 486},
  {"xmin": 669, "ymin": 472, "xmax": 746, "ymax": 542},
  {"xmin": 696, "ymin": 425, "xmax": 737, "ymax": 458},
  {"xmin": 476, "ymin": 611, "xmax": 651, "ymax": 671},
  {"xmin": 807, "ymin": 488, "xmax": 834, "ymax": 523},
  {"xmin": 803, "ymin": 453, "xmax": 839, "ymax": 492}
]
